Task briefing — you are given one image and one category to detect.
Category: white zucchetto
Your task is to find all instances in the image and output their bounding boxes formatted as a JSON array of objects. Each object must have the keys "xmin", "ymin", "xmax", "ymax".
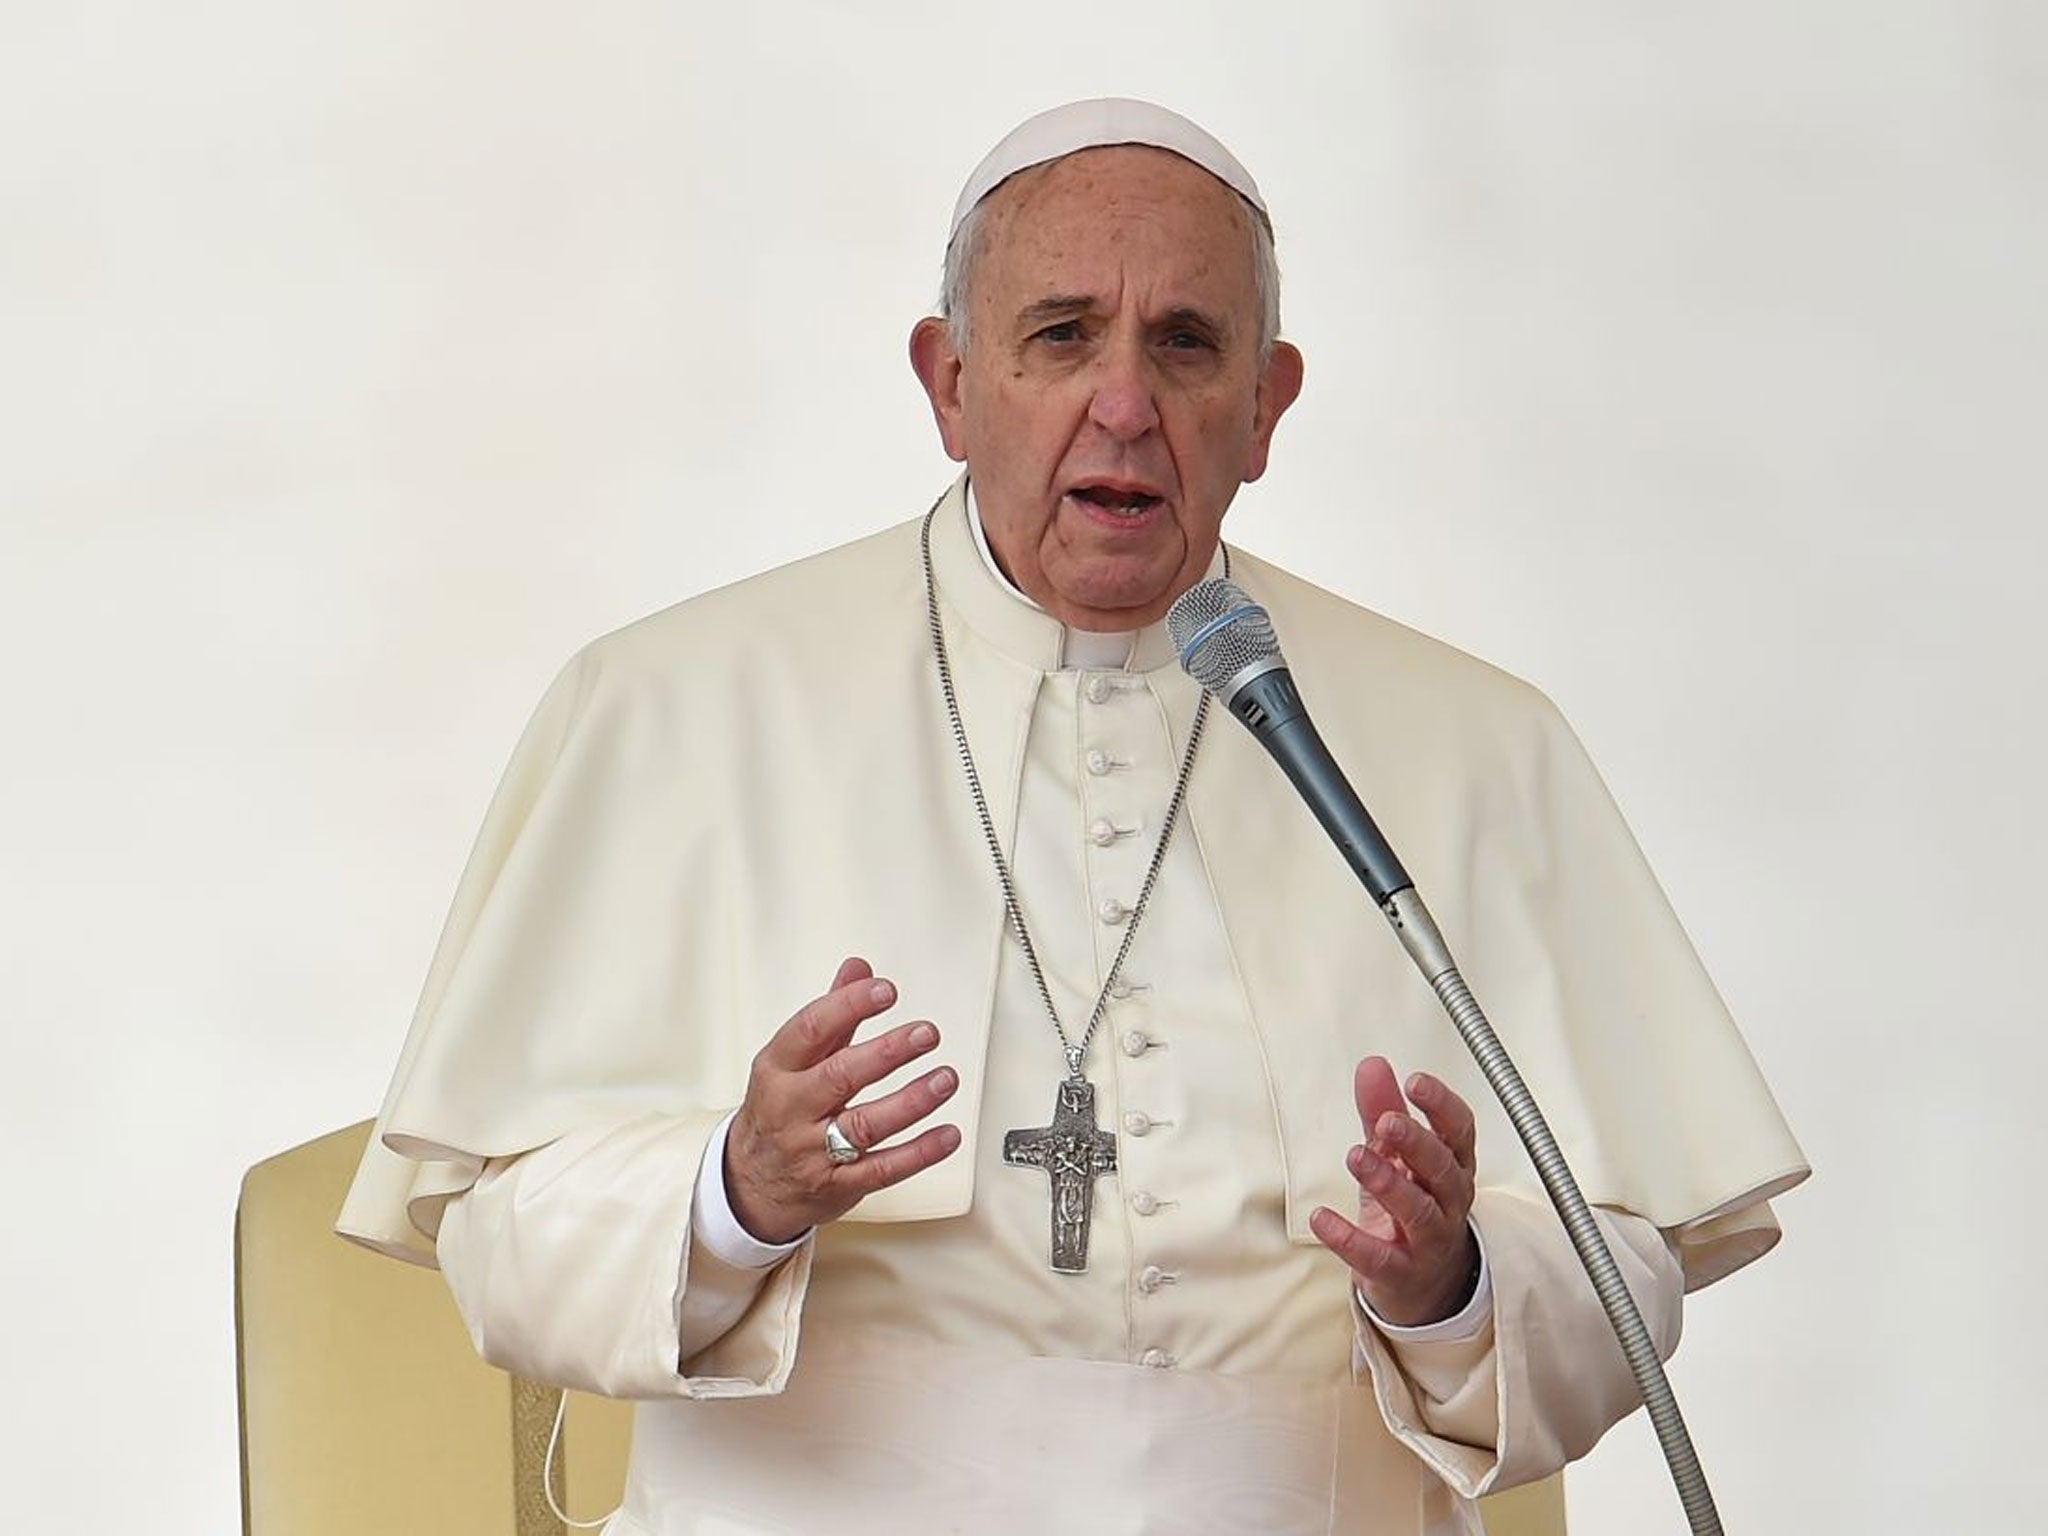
[{"xmin": 949, "ymin": 98, "xmax": 1268, "ymax": 239}]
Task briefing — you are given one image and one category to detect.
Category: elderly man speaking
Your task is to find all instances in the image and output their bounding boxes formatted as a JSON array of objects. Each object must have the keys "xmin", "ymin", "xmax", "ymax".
[{"xmin": 340, "ymin": 100, "xmax": 1805, "ymax": 1536}]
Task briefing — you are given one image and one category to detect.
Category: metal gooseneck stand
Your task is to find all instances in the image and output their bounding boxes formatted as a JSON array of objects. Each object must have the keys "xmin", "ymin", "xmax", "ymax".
[
  {"xmin": 1380, "ymin": 888, "xmax": 1722, "ymax": 1536},
  {"xmin": 1169, "ymin": 580, "xmax": 1723, "ymax": 1536}
]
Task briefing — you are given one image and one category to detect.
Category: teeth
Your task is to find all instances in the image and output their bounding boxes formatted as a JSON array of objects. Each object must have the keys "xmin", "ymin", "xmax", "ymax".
[{"xmin": 1075, "ymin": 488, "xmax": 1157, "ymax": 511}]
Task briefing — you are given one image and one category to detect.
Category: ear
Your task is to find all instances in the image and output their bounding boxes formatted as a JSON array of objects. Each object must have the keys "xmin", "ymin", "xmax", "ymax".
[
  {"xmin": 1243, "ymin": 341, "xmax": 1305, "ymax": 483},
  {"xmin": 909, "ymin": 316, "xmax": 969, "ymax": 463}
]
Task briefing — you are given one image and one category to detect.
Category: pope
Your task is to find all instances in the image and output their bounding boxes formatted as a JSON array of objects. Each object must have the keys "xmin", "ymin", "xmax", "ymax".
[{"xmin": 341, "ymin": 99, "xmax": 1806, "ymax": 1536}]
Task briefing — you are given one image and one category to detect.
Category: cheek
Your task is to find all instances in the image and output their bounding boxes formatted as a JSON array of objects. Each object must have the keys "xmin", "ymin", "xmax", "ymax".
[
  {"xmin": 1176, "ymin": 397, "xmax": 1259, "ymax": 482},
  {"xmin": 974, "ymin": 371, "xmax": 1051, "ymax": 438}
]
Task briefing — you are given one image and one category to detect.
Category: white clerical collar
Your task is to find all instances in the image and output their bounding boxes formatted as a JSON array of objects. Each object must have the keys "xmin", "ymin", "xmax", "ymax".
[{"xmin": 964, "ymin": 481, "xmax": 1217, "ymax": 672}]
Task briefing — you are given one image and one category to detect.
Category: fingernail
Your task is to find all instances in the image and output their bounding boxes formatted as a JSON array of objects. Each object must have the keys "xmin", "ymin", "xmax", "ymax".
[
  {"xmin": 936, "ymin": 1124, "xmax": 962, "ymax": 1152},
  {"xmin": 931, "ymin": 1066, "xmax": 957, "ymax": 1094},
  {"xmin": 909, "ymin": 1022, "xmax": 938, "ymax": 1048},
  {"xmin": 869, "ymin": 980, "xmax": 893, "ymax": 1006}
]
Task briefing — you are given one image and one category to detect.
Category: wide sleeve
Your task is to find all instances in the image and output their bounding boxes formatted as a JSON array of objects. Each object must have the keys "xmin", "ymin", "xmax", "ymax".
[
  {"xmin": 1352, "ymin": 1191, "xmax": 1688, "ymax": 1498},
  {"xmin": 434, "ymin": 1112, "xmax": 813, "ymax": 1399}
]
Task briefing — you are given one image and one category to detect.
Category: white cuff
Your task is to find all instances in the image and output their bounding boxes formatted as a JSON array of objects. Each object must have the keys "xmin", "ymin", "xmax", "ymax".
[
  {"xmin": 1358, "ymin": 1222, "xmax": 1494, "ymax": 1343},
  {"xmin": 691, "ymin": 1111, "xmax": 810, "ymax": 1271}
]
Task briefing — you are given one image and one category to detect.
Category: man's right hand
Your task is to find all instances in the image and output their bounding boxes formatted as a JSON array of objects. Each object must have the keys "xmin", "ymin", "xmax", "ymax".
[{"xmin": 724, "ymin": 956, "xmax": 962, "ymax": 1244}]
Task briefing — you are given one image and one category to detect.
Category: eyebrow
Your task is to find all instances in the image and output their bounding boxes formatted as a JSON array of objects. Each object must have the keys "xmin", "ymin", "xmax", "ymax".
[
  {"xmin": 1161, "ymin": 305, "xmax": 1226, "ymax": 336},
  {"xmin": 1012, "ymin": 297, "xmax": 1232, "ymax": 337},
  {"xmin": 1014, "ymin": 295, "xmax": 1096, "ymax": 327}
]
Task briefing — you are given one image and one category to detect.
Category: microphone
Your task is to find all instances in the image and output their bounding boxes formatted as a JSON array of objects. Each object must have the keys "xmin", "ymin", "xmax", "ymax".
[
  {"xmin": 1167, "ymin": 573, "xmax": 1729, "ymax": 1536},
  {"xmin": 1166, "ymin": 578, "xmax": 1413, "ymax": 907}
]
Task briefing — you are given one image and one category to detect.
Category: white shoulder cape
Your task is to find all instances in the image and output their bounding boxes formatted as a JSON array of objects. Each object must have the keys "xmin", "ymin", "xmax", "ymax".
[{"xmin": 340, "ymin": 481, "xmax": 1806, "ymax": 1289}]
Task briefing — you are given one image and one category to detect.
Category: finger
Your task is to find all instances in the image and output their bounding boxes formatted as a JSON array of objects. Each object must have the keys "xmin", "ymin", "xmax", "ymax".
[
  {"xmin": 808, "ymin": 1019, "xmax": 944, "ymax": 1113},
  {"xmin": 834, "ymin": 1063, "xmax": 959, "ymax": 1152},
  {"xmin": 1349, "ymin": 1143, "xmax": 1454, "ymax": 1244},
  {"xmin": 1406, "ymin": 1072, "xmax": 1477, "ymax": 1174},
  {"xmin": 1353, "ymin": 1056, "xmax": 1406, "ymax": 1138},
  {"xmin": 833, "ymin": 1121, "xmax": 963, "ymax": 1195},
  {"xmin": 1372, "ymin": 1112, "xmax": 1473, "ymax": 1223},
  {"xmin": 1309, "ymin": 1203, "xmax": 1407, "ymax": 1285},
  {"xmin": 763, "ymin": 966, "xmax": 896, "ymax": 1071}
]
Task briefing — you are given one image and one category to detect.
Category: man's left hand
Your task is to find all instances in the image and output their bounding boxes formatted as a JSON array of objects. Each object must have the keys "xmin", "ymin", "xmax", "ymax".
[{"xmin": 1311, "ymin": 1056, "xmax": 1481, "ymax": 1327}]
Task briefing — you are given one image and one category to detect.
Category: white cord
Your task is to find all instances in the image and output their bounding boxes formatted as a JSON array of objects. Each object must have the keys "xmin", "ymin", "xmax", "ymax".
[{"xmin": 543, "ymin": 1388, "xmax": 618, "ymax": 1530}]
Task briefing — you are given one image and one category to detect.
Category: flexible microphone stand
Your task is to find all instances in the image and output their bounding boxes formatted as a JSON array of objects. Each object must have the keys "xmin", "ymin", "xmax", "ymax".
[{"xmin": 1170, "ymin": 580, "xmax": 1724, "ymax": 1536}]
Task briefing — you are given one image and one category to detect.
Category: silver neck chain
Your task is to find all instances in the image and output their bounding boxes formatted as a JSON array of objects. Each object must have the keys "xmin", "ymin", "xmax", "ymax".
[{"xmin": 919, "ymin": 505, "xmax": 1215, "ymax": 1082}]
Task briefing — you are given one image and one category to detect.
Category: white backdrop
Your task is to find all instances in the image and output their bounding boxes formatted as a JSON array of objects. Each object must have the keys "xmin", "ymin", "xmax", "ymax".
[{"xmin": 3, "ymin": 3, "xmax": 2042, "ymax": 1531}]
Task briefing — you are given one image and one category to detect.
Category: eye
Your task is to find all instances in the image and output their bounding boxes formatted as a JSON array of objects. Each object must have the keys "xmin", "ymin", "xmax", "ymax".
[
  {"xmin": 1162, "ymin": 328, "xmax": 1216, "ymax": 352},
  {"xmin": 1034, "ymin": 320, "xmax": 1086, "ymax": 344}
]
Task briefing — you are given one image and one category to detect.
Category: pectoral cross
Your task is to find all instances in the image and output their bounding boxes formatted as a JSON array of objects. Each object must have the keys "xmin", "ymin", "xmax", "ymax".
[{"xmin": 1003, "ymin": 1076, "xmax": 1118, "ymax": 1273}]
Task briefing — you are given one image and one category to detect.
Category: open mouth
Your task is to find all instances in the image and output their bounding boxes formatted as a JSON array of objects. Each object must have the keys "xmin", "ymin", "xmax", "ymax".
[{"xmin": 1069, "ymin": 485, "xmax": 1164, "ymax": 517}]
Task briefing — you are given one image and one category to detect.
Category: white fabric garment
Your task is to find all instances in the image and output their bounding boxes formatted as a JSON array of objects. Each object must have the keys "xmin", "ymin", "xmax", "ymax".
[
  {"xmin": 686, "ymin": 485, "xmax": 1496, "ymax": 1347},
  {"xmin": 340, "ymin": 478, "xmax": 1806, "ymax": 1533}
]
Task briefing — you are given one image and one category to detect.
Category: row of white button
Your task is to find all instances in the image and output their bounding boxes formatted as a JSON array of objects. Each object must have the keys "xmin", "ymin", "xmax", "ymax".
[
  {"xmin": 1123, "ymin": 1037, "xmax": 1178, "ymax": 1362},
  {"xmin": 1083, "ymin": 671, "xmax": 1179, "ymax": 1372}
]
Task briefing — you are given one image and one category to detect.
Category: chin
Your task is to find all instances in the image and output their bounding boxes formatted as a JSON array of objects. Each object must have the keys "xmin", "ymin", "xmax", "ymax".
[
  {"xmin": 1054, "ymin": 576, "xmax": 1183, "ymax": 628},
  {"xmin": 1047, "ymin": 538, "xmax": 1191, "ymax": 607}
]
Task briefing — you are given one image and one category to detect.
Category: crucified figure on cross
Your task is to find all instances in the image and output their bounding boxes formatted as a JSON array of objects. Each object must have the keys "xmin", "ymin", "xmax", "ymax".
[{"xmin": 1004, "ymin": 1077, "xmax": 1118, "ymax": 1273}]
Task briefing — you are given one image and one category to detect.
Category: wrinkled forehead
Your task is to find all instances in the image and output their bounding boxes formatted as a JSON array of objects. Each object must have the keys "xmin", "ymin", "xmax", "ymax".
[
  {"xmin": 984, "ymin": 144, "xmax": 1254, "ymax": 233},
  {"xmin": 949, "ymin": 97, "xmax": 1268, "ymax": 241},
  {"xmin": 969, "ymin": 147, "xmax": 1264, "ymax": 330}
]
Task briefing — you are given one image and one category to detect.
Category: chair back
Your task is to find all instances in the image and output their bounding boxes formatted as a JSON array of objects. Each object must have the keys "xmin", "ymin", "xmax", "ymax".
[{"xmin": 235, "ymin": 1122, "xmax": 630, "ymax": 1535}]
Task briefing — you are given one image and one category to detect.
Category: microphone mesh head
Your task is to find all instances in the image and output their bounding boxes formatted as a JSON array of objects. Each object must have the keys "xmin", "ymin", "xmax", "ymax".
[{"xmin": 1168, "ymin": 577, "xmax": 1283, "ymax": 695}]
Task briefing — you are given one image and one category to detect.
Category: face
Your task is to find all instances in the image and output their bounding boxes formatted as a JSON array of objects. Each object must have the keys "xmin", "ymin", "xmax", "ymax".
[{"xmin": 911, "ymin": 146, "xmax": 1304, "ymax": 631}]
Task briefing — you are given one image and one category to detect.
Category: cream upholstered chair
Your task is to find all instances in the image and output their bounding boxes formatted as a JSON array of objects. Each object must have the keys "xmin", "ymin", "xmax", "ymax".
[
  {"xmin": 235, "ymin": 1122, "xmax": 1565, "ymax": 1534},
  {"xmin": 235, "ymin": 1122, "xmax": 631, "ymax": 1536}
]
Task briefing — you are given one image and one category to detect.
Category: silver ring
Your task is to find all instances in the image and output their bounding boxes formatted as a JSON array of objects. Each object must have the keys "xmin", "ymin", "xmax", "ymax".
[{"xmin": 823, "ymin": 1117, "xmax": 863, "ymax": 1165}]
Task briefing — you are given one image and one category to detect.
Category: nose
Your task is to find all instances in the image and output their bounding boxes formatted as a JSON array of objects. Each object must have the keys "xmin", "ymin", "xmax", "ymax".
[{"xmin": 1086, "ymin": 340, "xmax": 1161, "ymax": 442}]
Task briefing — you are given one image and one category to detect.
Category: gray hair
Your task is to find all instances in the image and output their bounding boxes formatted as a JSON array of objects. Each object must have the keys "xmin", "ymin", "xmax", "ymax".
[{"xmin": 940, "ymin": 185, "xmax": 1282, "ymax": 362}]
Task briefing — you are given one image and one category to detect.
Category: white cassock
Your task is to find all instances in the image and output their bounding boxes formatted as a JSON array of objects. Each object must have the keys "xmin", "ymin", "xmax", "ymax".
[{"xmin": 339, "ymin": 478, "xmax": 1807, "ymax": 1536}]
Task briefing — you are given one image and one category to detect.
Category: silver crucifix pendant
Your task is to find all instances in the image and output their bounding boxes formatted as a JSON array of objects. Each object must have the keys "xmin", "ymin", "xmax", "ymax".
[{"xmin": 1003, "ymin": 1076, "xmax": 1118, "ymax": 1273}]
